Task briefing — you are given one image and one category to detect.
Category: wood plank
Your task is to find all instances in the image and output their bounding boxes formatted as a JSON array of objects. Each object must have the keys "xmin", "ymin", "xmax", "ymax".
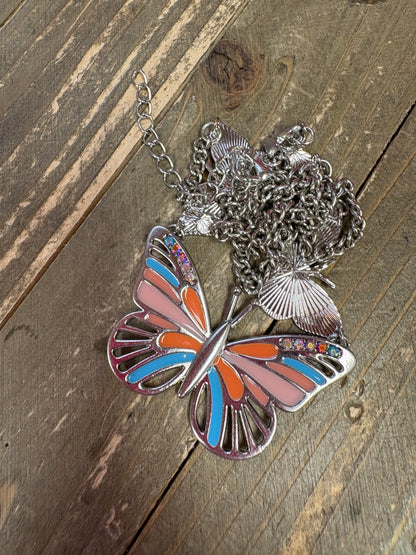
[
  {"xmin": 1, "ymin": 0, "xmax": 416, "ymax": 553},
  {"xmin": 129, "ymin": 113, "xmax": 416, "ymax": 554},
  {"xmin": 0, "ymin": 0, "xmax": 250, "ymax": 326},
  {"xmin": 313, "ymin": 353, "xmax": 416, "ymax": 554},
  {"xmin": 0, "ymin": 0, "xmax": 78, "ymax": 96}
]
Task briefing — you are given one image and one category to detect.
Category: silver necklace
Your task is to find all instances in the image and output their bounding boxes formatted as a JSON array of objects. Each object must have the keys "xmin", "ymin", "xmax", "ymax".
[{"xmin": 107, "ymin": 70, "xmax": 365, "ymax": 459}]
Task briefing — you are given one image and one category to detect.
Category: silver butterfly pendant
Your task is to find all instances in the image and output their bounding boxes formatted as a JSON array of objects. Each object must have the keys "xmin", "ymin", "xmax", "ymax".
[{"xmin": 108, "ymin": 227, "xmax": 354, "ymax": 459}]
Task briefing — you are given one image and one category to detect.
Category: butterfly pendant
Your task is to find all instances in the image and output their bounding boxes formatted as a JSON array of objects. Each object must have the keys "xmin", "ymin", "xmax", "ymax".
[{"xmin": 108, "ymin": 227, "xmax": 355, "ymax": 459}]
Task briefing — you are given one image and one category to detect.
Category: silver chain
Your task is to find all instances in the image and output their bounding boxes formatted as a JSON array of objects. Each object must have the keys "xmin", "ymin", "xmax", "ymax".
[
  {"xmin": 132, "ymin": 70, "xmax": 218, "ymax": 204},
  {"xmin": 132, "ymin": 70, "xmax": 183, "ymax": 189},
  {"xmin": 132, "ymin": 70, "xmax": 365, "ymax": 297}
]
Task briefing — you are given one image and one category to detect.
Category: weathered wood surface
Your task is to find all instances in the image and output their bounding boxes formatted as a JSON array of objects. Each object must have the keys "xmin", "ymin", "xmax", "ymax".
[
  {"xmin": 0, "ymin": 0, "xmax": 250, "ymax": 325},
  {"xmin": 1, "ymin": 0, "xmax": 415, "ymax": 553}
]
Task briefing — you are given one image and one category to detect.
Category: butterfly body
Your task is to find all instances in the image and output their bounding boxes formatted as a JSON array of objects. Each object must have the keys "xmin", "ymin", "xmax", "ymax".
[
  {"xmin": 108, "ymin": 226, "xmax": 354, "ymax": 459},
  {"xmin": 178, "ymin": 320, "xmax": 232, "ymax": 397}
]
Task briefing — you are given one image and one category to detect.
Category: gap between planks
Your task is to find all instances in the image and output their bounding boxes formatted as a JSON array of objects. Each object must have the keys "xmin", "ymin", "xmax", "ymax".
[
  {"xmin": 123, "ymin": 443, "xmax": 200, "ymax": 554},
  {"xmin": 356, "ymin": 100, "xmax": 416, "ymax": 198},
  {"xmin": 0, "ymin": 0, "xmax": 26, "ymax": 31}
]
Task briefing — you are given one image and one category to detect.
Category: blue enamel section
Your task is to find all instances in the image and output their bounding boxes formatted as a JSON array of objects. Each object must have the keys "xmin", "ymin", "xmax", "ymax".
[
  {"xmin": 126, "ymin": 352, "xmax": 195, "ymax": 383},
  {"xmin": 207, "ymin": 368, "xmax": 223, "ymax": 447},
  {"xmin": 145, "ymin": 257, "xmax": 179, "ymax": 288},
  {"xmin": 281, "ymin": 357, "xmax": 326, "ymax": 385}
]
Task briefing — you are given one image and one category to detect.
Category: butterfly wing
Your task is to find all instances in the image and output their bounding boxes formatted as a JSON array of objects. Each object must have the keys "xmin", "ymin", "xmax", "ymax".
[
  {"xmin": 259, "ymin": 271, "xmax": 342, "ymax": 337},
  {"xmin": 107, "ymin": 226, "xmax": 210, "ymax": 394},
  {"xmin": 132, "ymin": 226, "xmax": 210, "ymax": 338},
  {"xmin": 223, "ymin": 335, "xmax": 354, "ymax": 412},
  {"xmin": 189, "ymin": 364, "xmax": 277, "ymax": 459},
  {"xmin": 189, "ymin": 335, "xmax": 354, "ymax": 459}
]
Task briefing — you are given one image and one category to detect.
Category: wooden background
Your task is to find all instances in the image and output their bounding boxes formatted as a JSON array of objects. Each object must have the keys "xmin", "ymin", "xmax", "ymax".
[{"xmin": 1, "ymin": 0, "xmax": 416, "ymax": 553}]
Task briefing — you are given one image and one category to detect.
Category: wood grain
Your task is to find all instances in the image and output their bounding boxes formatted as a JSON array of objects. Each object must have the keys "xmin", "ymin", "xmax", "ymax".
[
  {"xmin": 0, "ymin": 0, "xmax": 250, "ymax": 326},
  {"xmin": 1, "ymin": 0, "xmax": 415, "ymax": 553}
]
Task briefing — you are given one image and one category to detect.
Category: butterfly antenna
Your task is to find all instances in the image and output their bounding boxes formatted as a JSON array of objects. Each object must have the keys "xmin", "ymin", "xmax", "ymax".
[
  {"xmin": 230, "ymin": 303, "xmax": 256, "ymax": 328},
  {"xmin": 224, "ymin": 288, "xmax": 241, "ymax": 322}
]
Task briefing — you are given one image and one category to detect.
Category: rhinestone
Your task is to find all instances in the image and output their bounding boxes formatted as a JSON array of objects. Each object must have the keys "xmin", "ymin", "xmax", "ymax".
[
  {"xmin": 184, "ymin": 271, "xmax": 197, "ymax": 284},
  {"xmin": 281, "ymin": 338, "xmax": 293, "ymax": 349},
  {"xmin": 293, "ymin": 339, "xmax": 305, "ymax": 350},
  {"xmin": 163, "ymin": 235, "xmax": 175, "ymax": 248},
  {"xmin": 328, "ymin": 345, "xmax": 341, "ymax": 358}
]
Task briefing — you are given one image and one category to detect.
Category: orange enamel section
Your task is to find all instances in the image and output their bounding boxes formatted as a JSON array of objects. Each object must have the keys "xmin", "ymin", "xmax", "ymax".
[
  {"xmin": 242, "ymin": 375, "xmax": 269, "ymax": 406},
  {"xmin": 215, "ymin": 357, "xmax": 244, "ymax": 401},
  {"xmin": 159, "ymin": 332, "xmax": 202, "ymax": 352},
  {"xmin": 229, "ymin": 342, "xmax": 277, "ymax": 359},
  {"xmin": 182, "ymin": 287, "xmax": 207, "ymax": 333},
  {"xmin": 267, "ymin": 361, "xmax": 316, "ymax": 392},
  {"xmin": 144, "ymin": 268, "xmax": 180, "ymax": 302}
]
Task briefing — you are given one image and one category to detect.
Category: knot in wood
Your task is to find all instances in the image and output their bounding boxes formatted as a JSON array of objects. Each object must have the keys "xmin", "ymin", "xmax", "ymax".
[{"xmin": 204, "ymin": 40, "xmax": 260, "ymax": 110}]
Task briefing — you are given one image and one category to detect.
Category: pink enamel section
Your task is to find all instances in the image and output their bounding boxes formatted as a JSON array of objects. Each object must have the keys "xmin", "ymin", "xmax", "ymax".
[
  {"xmin": 143, "ymin": 268, "xmax": 180, "ymax": 302},
  {"xmin": 137, "ymin": 281, "xmax": 202, "ymax": 338},
  {"xmin": 242, "ymin": 375, "xmax": 269, "ymax": 406},
  {"xmin": 267, "ymin": 361, "xmax": 316, "ymax": 392},
  {"xmin": 224, "ymin": 351, "xmax": 305, "ymax": 407},
  {"xmin": 146, "ymin": 313, "xmax": 179, "ymax": 331}
]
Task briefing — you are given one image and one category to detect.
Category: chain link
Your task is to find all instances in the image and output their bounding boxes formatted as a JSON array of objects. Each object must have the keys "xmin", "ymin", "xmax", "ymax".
[
  {"xmin": 132, "ymin": 69, "xmax": 365, "ymax": 297},
  {"xmin": 132, "ymin": 70, "xmax": 182, "ymax": 189}
]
